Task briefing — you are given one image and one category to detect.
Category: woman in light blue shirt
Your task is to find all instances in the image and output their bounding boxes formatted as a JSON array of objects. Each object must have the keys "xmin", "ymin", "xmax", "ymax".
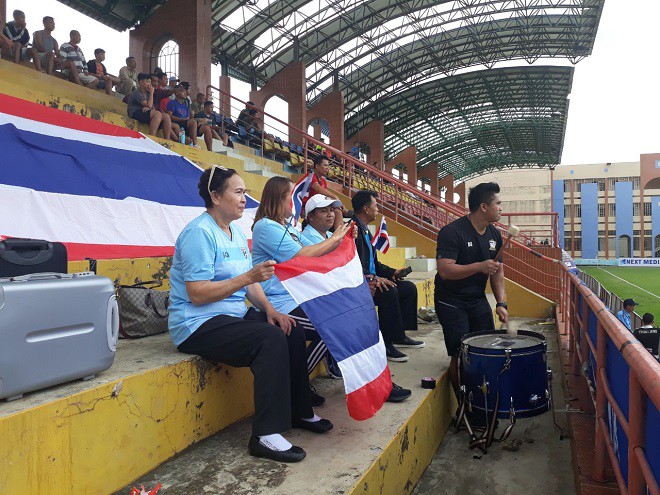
[
  {"xmin": 169, "ymin": 166, "xmax": 331, "ymax": 463},
  {"xmin": 251, "ymin": 178, "xmax": 352, "ymax": 405}
]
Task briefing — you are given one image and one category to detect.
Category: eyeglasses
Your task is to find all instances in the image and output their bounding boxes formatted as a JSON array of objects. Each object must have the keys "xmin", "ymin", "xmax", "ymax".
[{"xmin": 207, "ymin": 165, "xmax": 228, "ymax": 197}]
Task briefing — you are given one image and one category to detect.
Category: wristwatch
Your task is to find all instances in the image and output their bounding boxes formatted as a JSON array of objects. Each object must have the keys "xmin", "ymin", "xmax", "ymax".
[{"xmin": 496, "ymin": 302, "xmax": 508, "ymax": 309}]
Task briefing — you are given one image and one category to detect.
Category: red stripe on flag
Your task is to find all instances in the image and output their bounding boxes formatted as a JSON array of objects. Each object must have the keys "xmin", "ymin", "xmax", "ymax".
[
  {"xmin": 0, "ymin": 93, "xmax": 142, "ymax": 138},
  {"xmin": 345, "ymin": 366, "xmax": 393, "ymax": 421},
  {"xmin": 274, "ymin": 233, "xmax": 356, "ymax": 282},
  {"xmin": 63, "ymin": 243, "xmax": 175, "ymax": 261}
]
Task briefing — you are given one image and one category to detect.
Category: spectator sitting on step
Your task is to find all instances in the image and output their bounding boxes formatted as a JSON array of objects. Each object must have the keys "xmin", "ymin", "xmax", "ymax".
[
  {"xmin": 251, "ymin": 177, "xmax": 353, "ymax": 406},
  {"xmin": 2, "ymin": 10, "xmax": 29, "ymax": 64},
  {"xmin": 237, "ymin": 101, "xmax": 256, "ymax": 129},
  {"xmin": 167, "ymin": 84, "xmax": 214, "ymax": 150},
  {"xmin": 351, "ymin": 190, "xmax": 425, "ymax": 363},
  {"xmin": 152, "ymin": 72, "xmax": 173, "ymax": 111},
  {"xmin": 301, "ymin": 154, "xmax": 349, "ymax": 217},
  {"xmin": 190, "ymin": 92, "xmax": 205, "ymax": 115},
  {"xmin": 194, "ymin": 100, "xmax": 232, "ymax": 148},
  {"xmin": 29, "ymin": 16, "xmax": 63, "ymax": 74},
  {"xmin": 170, "ymin": 166, "xmax": 331, "ymax": 463},
  {"xmin": 87, "ymin": 49, "xmax": 120, "ymax": 95},
  {"xmin": 127, "ymin": 72, "xmax": 173, "ymax": 139},
  {"xmin": 59, "ymin": 30, "xmax": 98, "ymax": 89},
  {"xmin": 616, "ymin": 298, "xmax": 638, "ymax": 331},
  {"xmin": 117, "ymin": 56, "xmax": 138, "ymax": 96}
]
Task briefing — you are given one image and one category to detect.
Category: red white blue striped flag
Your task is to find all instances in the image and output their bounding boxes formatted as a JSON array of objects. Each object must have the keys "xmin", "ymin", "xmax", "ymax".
[
  {"xmin": 274, "ymin": 234, "xmax": 393, "ymax": 420},
  {"xmin": 371, "ymin": 216, "xmax": 390, "ymax": 254},
  {"xmin": 290, "ymin": 172, "xmax": 313, "ymax": 227}
]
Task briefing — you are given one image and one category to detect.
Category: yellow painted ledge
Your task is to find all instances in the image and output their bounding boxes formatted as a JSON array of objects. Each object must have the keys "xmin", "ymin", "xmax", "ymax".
[
  {"xmin": 0, "ymin": 359, "xmax": 255, "ymax": 495},
  {"xmin": 349, "ymin": 372, "xmax": 456, "ymax": 495}
]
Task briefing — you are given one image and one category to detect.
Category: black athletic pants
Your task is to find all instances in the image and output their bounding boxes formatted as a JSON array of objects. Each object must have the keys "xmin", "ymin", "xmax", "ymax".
[
  {"xmin": 289, "ymin": 306, "xmax": 328, "ymax": 375},
  {"xmin": 177, "ymin": 308, "xmax": 313, "ymax": 437},
  {"xmin": 372, "ymin": 279, "xmax": 418, "ymax": 346},
  {"xmin": 435, "ymin": 298, "xmax": 495, "ymax": 357}
]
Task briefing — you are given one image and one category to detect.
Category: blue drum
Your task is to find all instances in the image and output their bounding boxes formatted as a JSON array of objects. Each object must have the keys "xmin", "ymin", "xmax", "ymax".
[{"xmin": 461, "ymin": 330, "xmax": 549, "ymax": 419}]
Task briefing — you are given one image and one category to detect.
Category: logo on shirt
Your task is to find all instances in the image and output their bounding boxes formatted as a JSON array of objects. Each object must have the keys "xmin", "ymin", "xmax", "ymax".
[
  {"xmin": 222, "ymin": 251, "xmax": 230, "ymax": 258},
  {"xmin": 241, "ymin": 247, "xmax": 249, "ymax": 259},
  {"xmin": 467, "ymin": 242, "xmax": 473, "ymax": 247},
  {"xmin": 489, "ymin": 240, "xmax": 496, "ymax": 251}
]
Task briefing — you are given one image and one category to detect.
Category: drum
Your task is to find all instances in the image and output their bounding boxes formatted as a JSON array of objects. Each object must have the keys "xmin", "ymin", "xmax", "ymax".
[{"xmin": 461, "ymin": 330, "xmax": 549, "ymax": 419}]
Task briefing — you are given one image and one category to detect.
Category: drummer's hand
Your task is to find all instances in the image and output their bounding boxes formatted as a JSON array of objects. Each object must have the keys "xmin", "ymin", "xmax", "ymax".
[
  {"xmin": 496, "ymin": 306, "xmax": 509, "ymax": 324},
  {"xmin": 480, "ymin": 260, "xmax": 500, "ymax": 276}
]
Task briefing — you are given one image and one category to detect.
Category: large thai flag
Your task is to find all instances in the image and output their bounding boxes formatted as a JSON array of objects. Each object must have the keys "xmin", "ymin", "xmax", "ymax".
[
  {"xmin": 0, "ymin": 93, "xmax": 258, "ymax": 260},
  {"xmin": 274, "ymin": 234, "xmax": 393, "ymax": 420},
  {"xmin": 371, "ymin": 216, "xmax": 390, "ymax": 254},
  {"xmin": 290, "ymin": 172, "xmax": 313, "ymax": 228}
]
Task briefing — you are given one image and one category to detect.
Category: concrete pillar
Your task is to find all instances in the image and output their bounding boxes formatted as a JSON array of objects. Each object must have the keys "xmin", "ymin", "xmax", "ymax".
[
  {"xmin": 418, "ymin": 163, "xmax": 439, "ymax": 197},
  {"xmin": 313, "ymin": 125, "xmax": 322, "ymax": 139},
  {"xmin": 0, "ymin": 1, "xmax": 5, "ymax": 23},
  {"xmin": 439, "ymin": 174, "xmax": 455, "ymax": 202},
  {"xmin": 306, "ymin": 90, "xmax": 344, "ymax": 150},
  {"xmin": 455, "ymin": 182, "xmax": 466, "ymax": 207},
  {"xmin": 346, "ymin": 120, "xmax": 385, "ymax": 169},
  {"xmin": 129, "ymin": 0, "xmax": 212, "ymax": 96},
  {"xmin": 385, "ymin": 146, "xmax": 417, "ymax": 186},
  {"xmin": 249, "ymin": 61, "xmax": 306, "ymax": 146},
  {"xmin": 218, "ymin": 75, "xmax": 231, "ymax": 116}
]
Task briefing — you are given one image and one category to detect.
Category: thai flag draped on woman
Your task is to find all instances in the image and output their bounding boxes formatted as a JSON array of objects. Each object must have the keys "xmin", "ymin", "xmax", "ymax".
[
  {"xmin": 371, "ymin": 216, "xmax": 390, "ymax": 253},
  {"xmin": 273, "ymin": 234, "xmax": 393, "ymax": 420}
]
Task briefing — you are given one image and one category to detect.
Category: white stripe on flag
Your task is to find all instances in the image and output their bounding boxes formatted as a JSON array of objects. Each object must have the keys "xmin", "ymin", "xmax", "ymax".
[
  {"xmin": 0, "ymin": 184, "xmax": 256, "ymax": 245},
  {"xmin": 0, "ymin": 112, "xmax": 180, "ymax": 157},
  {"xmin": 339, "ymin": 332, "xmax": 387, "ymax": 394},
  {"xmin": 280, "ymin": 253, "xmax": 364, "ymax": 305}
]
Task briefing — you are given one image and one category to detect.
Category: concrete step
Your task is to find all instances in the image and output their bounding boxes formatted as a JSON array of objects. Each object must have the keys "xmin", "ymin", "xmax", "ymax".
[
  {"xmin": 114, "ymin": 322, "xmax": 454, "ymax": 495},
  {"xmin": 407, "ymin": 257, "xmax": 436, "ymax": 272}
]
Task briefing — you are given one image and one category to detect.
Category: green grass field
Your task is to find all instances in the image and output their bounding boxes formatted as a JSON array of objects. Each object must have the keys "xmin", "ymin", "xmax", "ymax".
[{"xmin": 580, "ymin": 266, "xmax": 660, "ymax": 318}]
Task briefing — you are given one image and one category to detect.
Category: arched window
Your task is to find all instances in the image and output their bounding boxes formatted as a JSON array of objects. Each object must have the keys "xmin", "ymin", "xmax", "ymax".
[
  {"xmin": 618, "ymin": 235, "xmax": 631, "ymax": 258},
  {"xmin": 151, "ymin": 39, "xmax": 179, "ymax": 79}
]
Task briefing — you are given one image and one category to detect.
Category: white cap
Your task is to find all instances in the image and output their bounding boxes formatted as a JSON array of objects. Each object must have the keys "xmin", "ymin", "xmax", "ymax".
[{"xmin": 304, "ymin": 194, "xmax": 342, "ymax": 217}]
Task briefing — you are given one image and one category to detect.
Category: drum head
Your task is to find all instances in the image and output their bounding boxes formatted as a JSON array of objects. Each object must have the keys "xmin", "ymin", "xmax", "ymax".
[{"xmin": 462, "ymin": 330, "xmax": 545, "ymax": 351}]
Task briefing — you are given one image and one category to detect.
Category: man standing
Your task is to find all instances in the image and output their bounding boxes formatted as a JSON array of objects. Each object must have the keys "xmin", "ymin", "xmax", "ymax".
[
  {"xmin": 616, "ymin": 299, "xmax": 638, "ymax": 331},
  {"xmin": 30, "ymin": 16, "xmax": 62, "ymax": 74},
  {"xmin": 352, "ymin": 190, "xmax": 425, "ymax": 362},
  {"xmin": 2, "ymin": 10, "xmax": 29, "ymax": 64},
  {"xmin": 59, "ymin": 30, "xmax": 98, "ymax": 89},
  {"xmin": 435, "ymin": 182, "xmax": 508, "ymax": 392},
  {"xmin": 117, "ymin": 56, "xmax": 139, "ymax": 96}
]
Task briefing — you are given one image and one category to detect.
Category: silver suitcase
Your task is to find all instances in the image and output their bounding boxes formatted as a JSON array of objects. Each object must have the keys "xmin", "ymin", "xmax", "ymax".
[{"xmin": 0, "ymin": 272, "xmax": 119, "ymax": 400}]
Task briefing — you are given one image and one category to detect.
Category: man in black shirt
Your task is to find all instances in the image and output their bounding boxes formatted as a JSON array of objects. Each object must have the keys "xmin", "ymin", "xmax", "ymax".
[{"xmin": 435, "ymin": 182, "xmax": 509, "ymax": 392}]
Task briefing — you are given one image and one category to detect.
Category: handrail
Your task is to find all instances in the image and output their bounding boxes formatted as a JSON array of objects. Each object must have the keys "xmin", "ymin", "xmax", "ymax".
[{"xmin": 562, "ymin": 262, "xmax": 660, "ymax": 494}]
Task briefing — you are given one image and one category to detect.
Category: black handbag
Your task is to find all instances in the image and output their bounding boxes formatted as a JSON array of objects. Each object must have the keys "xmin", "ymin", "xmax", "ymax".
[{"xmin": 117, "ymin": 281, "xmax": 169, "ymax": 339}]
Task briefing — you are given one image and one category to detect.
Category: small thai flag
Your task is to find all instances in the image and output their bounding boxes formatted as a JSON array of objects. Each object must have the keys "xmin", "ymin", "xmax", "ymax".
[
  {"xmin": 290, "ymin": 172, "xmax": 314, "ymax": 227},
  {"xmin": 371, "ymin": 216, "xmax": 390, "ymax": 254}
]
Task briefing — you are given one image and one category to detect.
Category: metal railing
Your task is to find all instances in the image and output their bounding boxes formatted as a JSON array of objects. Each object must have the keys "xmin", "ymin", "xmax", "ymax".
[
  {"xmin": 561, "ymin": 266, "xmax": 659, "ymax": 495},
  {"xmin": 578, "ymin": 271, "xmax": 643, "ymax": 329},
  {"xmin": 205, "ymin": 84, "xmax": 562, "ymax": 301}
]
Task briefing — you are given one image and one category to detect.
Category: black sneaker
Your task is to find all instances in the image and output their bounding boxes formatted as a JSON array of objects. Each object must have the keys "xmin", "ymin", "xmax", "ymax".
[
  {"xmin": 386, "ymin": 344, "xmax": 409, "ymax": 362},
  {"xmin": 310, "ymin": 384, "xmax": 325, "ymax": 407},
  {"xmin": 386, "ymin": 383, "xmax": 412, "ymax": 403},
  {"xmin": 393, "ymin": 336, "xmax": 425, "ymax": 349}
]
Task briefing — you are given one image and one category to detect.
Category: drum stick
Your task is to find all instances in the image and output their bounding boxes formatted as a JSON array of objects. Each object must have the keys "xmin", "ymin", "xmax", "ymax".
[{"xmin": 494, "ymin": 225, "xmax": 520, "ymax": 262}]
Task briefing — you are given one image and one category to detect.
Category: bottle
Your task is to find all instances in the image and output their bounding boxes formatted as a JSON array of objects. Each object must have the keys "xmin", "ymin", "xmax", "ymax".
[{"xmin": 180, "ymin": 129, "xmax": 186, "ymax": 145}]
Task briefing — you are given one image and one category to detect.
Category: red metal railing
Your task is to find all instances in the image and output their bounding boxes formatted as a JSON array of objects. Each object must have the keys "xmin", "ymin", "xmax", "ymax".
[
  {"xmin": 560, "ymin": 266, "xmax": 660, "ymax": 495},
  {"xmin": 206, "ymin": 84, "xmax": 561, "ymax": 301}
]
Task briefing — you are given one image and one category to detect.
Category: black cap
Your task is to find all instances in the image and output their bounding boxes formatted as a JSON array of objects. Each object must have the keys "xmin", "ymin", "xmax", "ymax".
[{"xmin": 623, "ymin": 298, "xmax": 639, "ymax": 307}]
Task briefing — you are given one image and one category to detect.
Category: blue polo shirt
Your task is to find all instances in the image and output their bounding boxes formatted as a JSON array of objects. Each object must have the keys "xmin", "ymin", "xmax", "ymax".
[
  {"xmin": 301, "ymin": 224, "xmax": 331, "ymax": 244},
  {"xmin": 168, "ymin": 212, "xmax": 252, "ymax": 347},
  {"xmin": 167, "ymin": 98, "xmax": 191, "ymax": 120},
  {"xmin": 251, "ymin": 218, "xmax": 313, "ymax": 314},
  {"xmin": 616, "ymin": 309, "xmax": 632, "ymax": 331}
]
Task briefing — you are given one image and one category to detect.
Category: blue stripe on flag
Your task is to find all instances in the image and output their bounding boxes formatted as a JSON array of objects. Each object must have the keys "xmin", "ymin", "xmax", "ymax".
[
  {"xmin": 0, "ymin": 124, "xmax": 259, "ymax": 208},
  {"xmin": 300, "ymin": 283, "xmax": 380, "ymax": 362}
]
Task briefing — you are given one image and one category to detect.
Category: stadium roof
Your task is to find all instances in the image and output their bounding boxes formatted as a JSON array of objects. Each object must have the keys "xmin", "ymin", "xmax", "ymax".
[{"xmin": 59, "ymin": 0, "xmax": 603, "ymax": 179}]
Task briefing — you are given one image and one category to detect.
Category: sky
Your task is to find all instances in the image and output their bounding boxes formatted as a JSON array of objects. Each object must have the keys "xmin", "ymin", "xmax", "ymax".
[{"xmin": 6, "ymin": 0, "xmax": 658, "ymax": 166}]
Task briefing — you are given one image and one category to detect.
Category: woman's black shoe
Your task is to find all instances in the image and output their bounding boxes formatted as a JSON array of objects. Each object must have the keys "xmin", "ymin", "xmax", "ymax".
[
  {"xmin": 248, "ymin": 436, "xmax": 306, "ymax": 463},
  {"xmin": 292, "ymin": 417, "xmax": 334, "ymax": 433}
]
